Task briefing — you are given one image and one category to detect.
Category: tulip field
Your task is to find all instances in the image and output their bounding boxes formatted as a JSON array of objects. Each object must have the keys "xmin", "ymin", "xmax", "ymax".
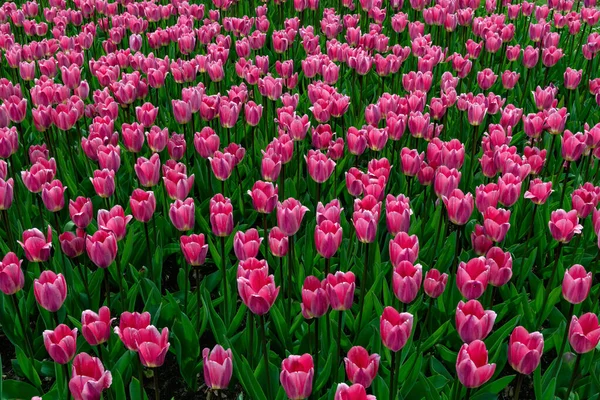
[{"xmin": 2, "ymin": 0, "xmax": 600, "ymax": 399}]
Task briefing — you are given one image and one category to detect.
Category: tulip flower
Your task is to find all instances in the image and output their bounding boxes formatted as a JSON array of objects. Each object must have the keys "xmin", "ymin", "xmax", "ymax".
[
  {"xmin": 548, "ymin": 209, "xmax": 582, "ymax": 243},
  {"xmin": 483, "ymin": 206, "xmax": 511, "ymax": 243},
  {"xmin": 314, "ymin": 220, "xmax": 343, "ymax": 259},
  {"xmin": 135, "ymin": 154, "xmax": 161, "ymax": 187},
  {"xmin": 43, "ymin": 324, "xmax": 78, "ymax": 364},
  {"xmin": 301, "ymin": 276, "xmax": 329, "ymax": 319},
  {"xmin": 568, "ymin": 313, "xmax": 600, "ymax": 354},
  {"xmin": 442, "ymin": 189, "xmax": 474, "ymax": 225},
  {"xmin": 562, "ymin": 265, "xmax": 592, "ymax": 304},
  {"xmin": 0, "ymin": 252, "xmax": 24, "ymax": 295},
  {"xmin": 97, "ymin": 205, "xmax": 132, "ymax": 241},
  {"xmin": 210, "ymin": 194, "xmax": 234, "ymax": 237},
  {"xmin": 237, "ymin": 269, "xmax": 280, "ymax": 315},
  {"xmin": 233, "ymin": 229, "xmax": 262, "ymax": 261},
  {"xmin": 69, "ymin": 197, "xmax": 93, "ymax": 229},
  {"xmin": 392, "ymin": 261, "xmax": 422, "ymax": 304},
  {"xmin": 203, "ymin": 345, "xmax": 233, "ymax": 390},
  {"xmin": 169, "ymin": 198, "xmax": 195, "ymax": 232},
  {"xmin": 248, "ymin": 181, "xmax": 278, "ymax": 214},
  {"xmin": 69, "ymin": 353, "xmax": 112, "ymax": 400},
  {"xmin": 423, "ymin": 268, "xmax": 448, "ymax": 298},
  {"xmin": 18, "ymin": 226, "xmax": 53, "ymax": 263},
  {"xmin": 114, "ymin": 311, "xmax": 151, "ymax": 351},
  {"xmin": 456, "ymin": 340, "xmax": 496, "ymax": 388},
  {"xmin": 508, "ymin": 326, "xmax": 543, "ymax": 375},
  {"xmin": 136, "ymin": 325, "xmax": 170, "ymax": 368},
  {"xmin": 325, "ymin": 271, "xmax": 356, "ymax": 311},
  {"xmin": 344, "ymin": 346, "xmax": 380, "ymax": 389},
  {"xmin": 486, "ymin": 247, "xmax": 513, "ymax": 287},
  {"xmin": 81, "ymin": 307, "xmax": 114, "ymax": 346},
  {"xmin": 456, "ymin": 257, "xmax": 489, "ymax": 300},
  {"xmin": 0, "ymin": 177, "xmax": 14, "ymax": 210},
  {"xmin": 86, "ymin": 230, "xmax": 118, "ymax": 269},
  {"xmin": 334, "ymin": 383, "xmax": 376, "ymax": 400},
  {"xmin": 90, "ymin": 169, "xmax": 116, "ymax": 198},
  {"xmin": 280, "ymin": 354, "xmax": 314, "ymax": 400},
  {"xmin": 277, "ymin": 198, "xmax": 309, "ymax": 237},
  {"xmin": 129, "ymin": 189, "xmax": 156, "ymax": 223},
  {"xmin": 269, "ymin": 227, "xmax": 289, "ymax": 257},
  {"xmin": 59, "ymin": 230, "xmax": 86, "ymax": 258},
  {"xmin": 34, "ymin": 271, "xmax": 67, "ymax": 312},
  {"xmin": 385, "ymin": 194, "xmax": 412, "ymax": 236},
  {"xmin": 524, "ymin": 179, "xmax": 553, "ymax": 205},
  {"xmin": 380, "ymin": 307, "xmax": 413, "ymax": 352},
  {"xmin": 455, "ymin": 300, "xmax": 496, "ymax": 343}
]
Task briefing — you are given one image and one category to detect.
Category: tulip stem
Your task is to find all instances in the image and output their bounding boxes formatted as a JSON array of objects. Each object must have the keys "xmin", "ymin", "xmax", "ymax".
[
  {"xmin": 104, "ymin": 269, "xmax": 111, "ymax": 309},
  {"xmin": 557, "ymin": 302, "xmax": 575, "ymax": 360},
  {"xmin": 335, "ymin": 310, "xmax": 343, "ymax": 382},
  {"xmin": 314, "ymin": 317, "xmax": 319, "ymax": 382},
  {"xmin": 10, "ymin": 294, "xmax": 34, "ymax": 359},
  {"xmin": 465, "ymin": 388, "xmax": 471, "ymax": 400},
  {"xmin": 565, "ymin": 353, "xmax": 581, "ymax": 400},
  {"xmin": 248, "ymin": 312, "xmax": 254, "ymax": 367},
  {"xmin": 220, "ymin": 236, "xmax": 229, "ymax": 324},
  {"xmin": 196, "ymin": 268, "xmax": 202, "ymax": 331},
  {"xmin": 115, "ymin": 256, "xmax": 126, "ymax": 313},
  {"xmin": 143, "ymin": 222, "xmax": 152, "ymax": 277},
  {"xmin": 537, "ymin": 242, "xmax": 563, "ymax": 329},
  {"xmin": 390, "ymin": 351, "xmax": 398, "ymax": 400},
  {"xmin": 63, "ymin": 362, "xmax": 71, "ymax": 400},
  {"xmin": 287, "ymin": 236, "xmax": 294, "ymax": 323},
  {"xmin": 262, "ymin": 214, "xmax": 268, "ymax": 259},
  {"xmin": 513, "ymin": 373, "xmax": 523, "ymax": 400},
  {"xmin": 357, "ymin": 242, "xmax": 370, "ymax": 333},
  {"xmin": 138, "ymin": 361, "xmax": 145, "ymax": 400},
  {"xmin": 260, "ymin": 315, "xmax": 272, "ymax": 400},
  {"xmin": 559, "ymin": 162, "xmax": 571, "ymax": 208}
]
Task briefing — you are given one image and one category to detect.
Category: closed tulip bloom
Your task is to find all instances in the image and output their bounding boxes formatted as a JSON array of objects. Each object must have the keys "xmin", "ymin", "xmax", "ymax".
[
  {"xmin": 301, "ymin": 276, "xmax": 329, "ymax": 319},
  {"xmin": 314, "ymin": 220, "xmax": 343, "ymax": 259},
  {"xmin": 380, "ymin": 307, "xmax": 413, "ymax": 352},
  {"xmin": 91, "ymin": 169, "xmax": 116, "ymax": 198},
  {"xmin": 34, "ymin": 271, "xmax": 67, "ymax": 312},
  {"xmin": 501, "ymin": 70, "xmax": 520, "ymax": 89},
  {"xmin": 135, "ymin": 102, "xmax": 158, "ymax": 127},
  {"xmin": 475, "ymin": 184, "xmax": 500, "ymax": 214},
  {"xmin": 443, "ymin": 189, "xmax": 474, "ymax": 225},
  {"xmin": 524, "ymin": 179, "xmax": 553, "ymax": 205},
  {"xmin": 68, "ymin": 353, "xmax": 112, "ymax": 400},
  {"xmin": 97, "ymin": 145, "xmax": 121, "ymax": 172},
  {"xmin": 234, "ymin": 229, "xmax": 262, "ymax": 260},
  {"xmin": 277, "ymin": 198, "xmax": 309, "ymax": 237},
  {"xmin": 483, "ymin": 206, "xmax": 511, "ymax": 243},
  {"xmin": 497, "ymin": 173, "xmax": 522, "ymax": 207},
  {"xmin": 269, "ymin": 227, "xmax": 289, "ymax": 257},
  {"xmin": 18, "ymin": 226, "xmax": 53, "ymax": 262},
  {"xmin": 424, "ymin": 268, "xmax": 448, "ymax": 298},
  {"xmin": 122, "ymin": 123, "xmax": 145, "ymax": 153},
  {"xmin": 561, "ymin": 130, "xmax": 587, "ymax": 162},
  {"xmin": 170, "ymin": 198, "xmax": 195, "ymax": 232},
  {"xmin": 130, "ymin": 189, "xmax": 156, "ymax": 223},
  {"xmin": 43, "ymin": 324, "xmax": 77, "ymax": 364},
  {"xmin": 114, "ymin": 311, "xmax": 151, "ymax": 351},
  {"xmin": 471, "ymin": 224, "xmax": 493, "ymax": 256},
  {"xmin": 203, "ymin": 345, "xmax": 233, "ymax": 390},
  {"xmin": 210, "ymin": 194, "xmax": 234, "ymax": 237},
  {"xmin": 41, "ymin": 180, "xmax": 67, "ymax": 212},
  {"xmin": 486, "ymin": 247, "xmax": 513, "ymax": 287},
  {"xmin": 562, "ymin": 264, "xmax": 592, "ymax": 304},
  {"xmin": 571, "ymin": 186, "xmax": 598, "ymax": 219},
  {"xmin": 456, "ymin": 340, "xmax": 496, "ymax": 388},
  {"xmin": 210, "ymin": 151, "xmax": 235, "ymax": 181},
  {"xmin": 135, "ymin": 154, "xmax": 161, "ymax": 187},
  {"xmin": 237, "ymin": 269, "xmax": 280, "ymax": 315},
  {"xmin": 569, "ymin": 313, "xmax": 600, "ymax": 354},
  {"xmin": 564, "ymin": 68, "xmax": 583, "ymax": 90},
  {"xmin": 135, "ymin": 325, "xmax": 170, "ymax": 368},
  {"xmin": 86, "ymin": 230, "xmax": 118, "ymax": 269},
  {"xmin": 172, "ymin": 100, "xmax": 192, "ymax": 124},
  {"xmin": 0, "ymin": 177, "xmax": 14, "ymax": 210},
  {"xmin": 168, "ymin": 133, "xmax": 187, "ymax": 161},
  {"xmin": 456, "ymin": 257, "xmax": 489, "ymax": 300},
  {"xmin": 344, "ymin": 346, "xmax": 380, "ymax": 389},
  {"xmin": 0, "ymin": 252, "xmax": 24, "ymax": 295},
  {"xmin": 434, "ymin": 166, "xmax": 461, "ymax": 198},
  {"xmin": 326, "ymin": 271, "xmax": 356, "ymax": 311},
  {"xmin": 389, "ymin": 232, "xmax": 419, "ymax": 267},
  {"xmin": 69, "ymin": 197, "xmax": 93, "ymax": 229},
  {"xmin": 60, "ymin": 230, "xmax": 86, "ymax": 258},
  {"xmin": 163, "ymin": 170, "xmax": 194, "ymax": 201},
  {"xmin": 385, "ymin": 194, "xmax": 411, "ymax": 236},
  {"xmin": 306, "ymin": 150, "xmax": 336, "ymax": 183},
  {"xmin": 334, "ymin": 383, "xmax": 376, "ymax": 400},
  {"xmin": 146, "ymin": 126, "xmax": 168, "ymax": 153},
  {"xmin": 548, "ymin": 209, "xmax": 582, "ymax": 243},
  {"xmin": 400, "ymin": 147, "xmax": 424, "ymax": 177},
  {"xmin": 508, "ymin": 326, "xmax": 543, "ymax": 375},
  {"xmin": 456, "ymin": 300, "xmax": 496, "ymax": 343},
  {"xmin": 248, "ymin": 181, "xmax": 278, "ymax": 214},
  {"xmin": 180, "ymin": 234, "xmax": 209, "ymax": 267},
  {"xmin": 97, "ymin": 205, "xmax": 132, "ymax": 241},
  {"xmin": 280, "ymin": 354, "xmax": 314, "ymax": 400},
  {"xmin": 392, "ymin": 261, "xmax": 423, "ymax": 304},
  {"xmin": 194, "ymin": 127, "xmax": 220, "ymax": 159},
  {"xmin": 316, "ymin": 199, "xmax": 343, "ymax": 225},
  {"xmin": 81, "ymin": 307, "xmax": 114, "ymax": 346}
]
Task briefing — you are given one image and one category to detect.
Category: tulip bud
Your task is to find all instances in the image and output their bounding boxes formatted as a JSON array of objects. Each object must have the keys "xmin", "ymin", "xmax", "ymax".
[
  {"xmin": 43, "ymin": 324, "xmax": 77, "ymax": 364},
  {"xmin": 203, "ymin": 345, "xmax": 233, "ymax": 390},
  {"xmin": 380, "ymin": 306, "xmax": 413, "ymax": 352},
  {"xmin": 34, "ymin": 270, "xmax": 67, "ymax": 312},
  {"xmin": 508, "ymin": 326, "xmax": 543, "ymax": 374},
  {"xmin": 344, "ymin": 346, "xmax": 380, "ymax": 389}
]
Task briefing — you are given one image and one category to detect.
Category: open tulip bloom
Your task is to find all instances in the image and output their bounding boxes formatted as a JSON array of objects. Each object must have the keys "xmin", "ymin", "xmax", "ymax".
[{"xmin": 2, "ymin": 0, "xmax": 600, "ymax": 399}]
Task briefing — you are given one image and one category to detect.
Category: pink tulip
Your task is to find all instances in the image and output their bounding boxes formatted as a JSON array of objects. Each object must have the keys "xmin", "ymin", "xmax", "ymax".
[
  {"xmin": 344, "ymin": 346, "xmax": 380, "ymax": 389},
  {"xmin": 314, "ymin": 220, "xmax": 343, "ymax": 259},
  {"xmin": 524, "ymin": 179, "xmax": 553, "ymax": 205},
  {"xmin": 233, "ymin": 229, "xmax": 262, "ymax": 261},
  {"xmin": 548, "ymin": 209, "xmax": 582, "ymax": 243},
  {"xmin": 136, "ymin": 325, "xmax": 170, "ymax": 368},
  {"xmin": 34, "ymin": 270, "xmax": 67, "ymax": 312},
  {"xmin": 562, "ymin": 264, "xmax": 592, "ymax": 304},
  {"xmin": 456, "ymin": 257, "xmax": 489, "ymax": 300},
  {"xmin": 569, "ymin": 313, "xmax": 600, "ymax": 354},
  {"xmin": 334, "ymin": 383, "xmax": 376, "ymax": 400},
  {"xmin": 442, "ymin": 189, "xmax": 474, "ymax": 225},
  {"xmin": 81, "ymin": 307, "xmax": 114, "ymax": 346},
  {"xmin": 18, "ymin": 226, "xmax": 53, "ymax": 262},
  {"xmin": 301, "ymin": 276, "xmax": 329, "ymax": 319},
  {"xmin": 389, "ymin": 232, "xmax": 419, "ymax": 266},
  {"xmin": 130, "ymin": 189, "xmax": 156, "ymax": 223},
  {"xmin": 508, "ymin": 326, "xmax": 543, "ymax": 375},
  {"xmin": 114, "ymin": 311, "xmax": 151, "ymax": 351},
  {"xmin": 69, "ymin": 197, "xmax": 93, "ymax": 229},
  {"xmin": 135, "ymin": 154, "xmax": 161, "ymax": 187},
  {"xmin": 483, "ymin": 206, "xmax": 511, "ymax": 243},
  {"xmin": 486, "ymin": 247, "xmax": 513, "ymax": 287},
  {"xmin": 59, "ymin": 230, "xmax": 86, "ymax": 258},
  {"xmin": 69, "ymin": 353, "xmax": 112, "ymax": 400},
  {"xmin": 423, "ymin": 268, "xmax": 448, "ymax": 298},
  {"xmin": 43, "ymin": 324, "xmax": 77, "ymax": 364},
  {"xmin": 90, "ymin": 169, "xmax": 116, "ymax": 198},
  {"xmin": 269, "ymin": 227, "xmax": 289, "ymax": 257},
  {"xmin": 280, "ymin": 357, "xmax": 315, "ymax": 400},
  {"xmin": 135, "ymin": 102, "xmax": 158, "ymax": 127},
  {"xmin": 277, "ymin": 198, "xmax": 309, "ymax": 236},
  {"xmin": 471, "ymin": 224, "xmax": 494, "ymax": 256},
  {"xmin": 210, "ymin": 194, "xmax": 234, "ymax": 237},
  {"xmin": 203, "ymin": 345, "xmax": 233, "ymax": 390},
  {"xmin": 86, "ymin": 230, "xmax": 118, "ymax": 269},
  {"xmin": 306, "ymin": 150, "xmax": 336, "ymax": 183},
  {"xmin": 237, "ymin": 269, "xmax": 280, "ymax": 315},
  {"xmin": 392, "ymin": 261, "xmax": 422, "ymax": 304},
  {"xmin": 456, "ymin": 340, "xmax": 496, "ymax": 388},
  {"xmin": 41, "ymin": 180, "xmax": 67, "ymax": 212},
  {"xmin": 380, "ymin": 307, "xmax": 413, "ymax": 352},
  {"xmin": 0, "ymin": 178, "xmax": 14, "ymax": 210},
  {"xmin": 248, "ymin": 181, "xmax": 278, "ymax": 214},
  {"xmin": 456, "ymin": 300, "xmax": 496, "ymax": 343},
  {"xmin": 326, "ymin": 271, "xmax": 356, "ymax": 311},
  {"xmin": 169, "ymin": 198, "xmax": 195, "ymax": 232},
  {"xmin": 0, "ymin": 252, "xmax": 24, "ymax": 295}
]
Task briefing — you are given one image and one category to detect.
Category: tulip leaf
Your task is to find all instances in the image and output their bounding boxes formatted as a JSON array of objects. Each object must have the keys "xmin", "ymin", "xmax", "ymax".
[
  {"xmin": 173, "ymin": 312, "xmax": 200, "ymax": 389},
  {"xmin": 534, "ymin": 364, "xmax": 543, "ymax": 399},
  {"xmin": 422, "ymin": 321, "xmax": 449, "ymax": 353},
  {"xmin": 15, "ymin": 347, "xmax": 42, "ymax": 390},
  {"xmin": 129, "ymin": 377, "xmax": 149, "ymax": 400},
  {"xmin": 1, "ymin": 380, "xmax": 40, "ymax": 399},
  {"xmin": 476, "ymin": 375, "xmax": 515, "ymax": 397},
  {"xmin": 228, "ymin": 347, "xmax": 267, "ymax": 400},
  {"xmin": 269, "ymin": 303, "xmax": 291, "ymax": 350}
]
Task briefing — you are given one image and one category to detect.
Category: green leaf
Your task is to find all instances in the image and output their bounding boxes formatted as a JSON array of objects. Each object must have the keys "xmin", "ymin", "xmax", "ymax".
[
  {"xmin": 476, "ymin": 375, "xmax": 515, "ymax": 396},
  {"xmin": 172, "ymin": 313, "xmax": 200, "ymax": 389},
  {"xmin": 422, "ymin": 321, "xmax": 449, "ymax": 352},
  {"xmin": 1, "ymin": 380, "xmax": 40, "ymax": 399},
  {"xmin": 129, "ymin": 377, "xmax": 149, "ymax": 400}
]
